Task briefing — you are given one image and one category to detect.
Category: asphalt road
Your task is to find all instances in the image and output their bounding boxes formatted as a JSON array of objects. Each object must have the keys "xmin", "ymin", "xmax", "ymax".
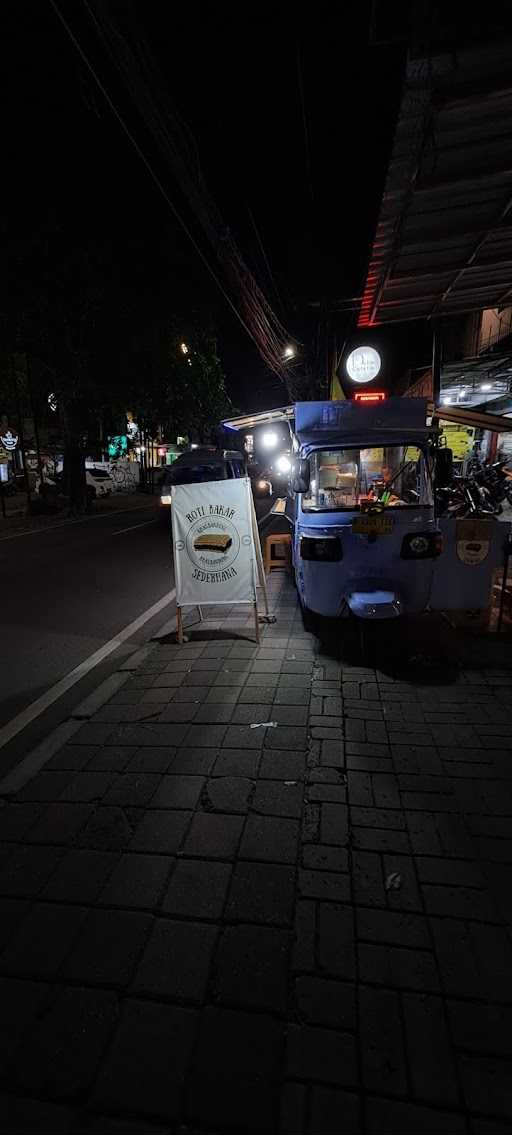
[{"xmin": 0, "ymin": 502, "xmax": 175, "ymax": 773}]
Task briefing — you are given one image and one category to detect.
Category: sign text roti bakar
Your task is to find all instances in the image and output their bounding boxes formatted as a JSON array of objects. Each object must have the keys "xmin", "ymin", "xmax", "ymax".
[{"xmin": 171, "ymin": 478, "xmax": 257, "ymax": 605}]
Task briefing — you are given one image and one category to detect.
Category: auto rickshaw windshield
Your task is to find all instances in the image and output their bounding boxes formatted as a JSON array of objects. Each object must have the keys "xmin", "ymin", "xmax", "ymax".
[{"xmin": 303, "ymin": 445, "xmax": 431, "ymax": 511}]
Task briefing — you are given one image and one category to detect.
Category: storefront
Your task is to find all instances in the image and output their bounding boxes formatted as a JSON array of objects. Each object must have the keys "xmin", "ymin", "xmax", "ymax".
[
  {"xmin": 406, "ymin": 367, "xmax": 512, "ymax": 471},
  {"xmin": 0, "ymin": 425, "xmax": 21, "ymax": 481}
]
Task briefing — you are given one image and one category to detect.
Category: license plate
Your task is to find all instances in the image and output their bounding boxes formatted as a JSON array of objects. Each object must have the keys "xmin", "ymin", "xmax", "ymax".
[{"xmin": 352, "ymin": 515, "xmax": 393, "ymax": 536}]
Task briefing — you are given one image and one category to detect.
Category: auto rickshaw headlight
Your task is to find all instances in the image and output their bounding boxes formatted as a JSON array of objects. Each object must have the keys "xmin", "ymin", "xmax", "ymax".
[
  {"xmin": 300, "ymin": 536, "xmax": 342, "ymax": 562},
  {"xmin": 401, "ymin": 532, "xmax": 443, "ymax": 559}
]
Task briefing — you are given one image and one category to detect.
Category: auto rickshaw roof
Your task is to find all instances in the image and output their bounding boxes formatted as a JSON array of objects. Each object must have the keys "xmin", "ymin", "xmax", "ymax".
[
  {"xmin": 222, "ymin": 406, "xmax": 294, "ymax": 432},
  {"xmin": 294, "ymin": 397, "xmax": 431, "ymax": 452},
  {"xmin": 221, "ymin": 396, "xmax": 512, "ymax": 441}
]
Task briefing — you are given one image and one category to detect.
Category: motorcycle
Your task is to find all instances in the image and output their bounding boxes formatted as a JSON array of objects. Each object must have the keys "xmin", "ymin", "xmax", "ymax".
[
  {"xmin": 0, "ymin": 476, "xmax": 18, "ymax": 497},
  {"xmin": 436, "ymin": 472, "xmax": 501, "ymax": 518},
  {"xmin": 475, "ymin": 459, "xmax": 512, "ymax": 506}
]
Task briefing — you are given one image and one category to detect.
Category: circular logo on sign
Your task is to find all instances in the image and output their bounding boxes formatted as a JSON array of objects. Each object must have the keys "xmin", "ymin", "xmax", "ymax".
[
  {"xmin": 457, "ymin": 540, "xmax": 490, "ymax": 566},
  {"xmin": 185, "ymin": 514, "xmax": 241, "ymax": 573},
  {"xmin": 0, "ymin": 430, "xmax": 18, "ymax": 451},
  {"xmin": 345, "ymin": 346, "xmax": 381, "ymax": 384}
]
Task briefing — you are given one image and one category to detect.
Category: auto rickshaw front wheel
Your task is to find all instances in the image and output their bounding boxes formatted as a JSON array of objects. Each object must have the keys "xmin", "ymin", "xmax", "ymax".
[{"xmin": 299, "ymin": 599, "xmax": 318, "ymax": 634}]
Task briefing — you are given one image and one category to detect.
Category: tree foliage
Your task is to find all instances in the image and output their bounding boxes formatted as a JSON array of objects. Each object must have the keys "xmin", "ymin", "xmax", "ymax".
[{"xmin": 3, "ymin": 220, "xmax": 232, "ymax": 507}]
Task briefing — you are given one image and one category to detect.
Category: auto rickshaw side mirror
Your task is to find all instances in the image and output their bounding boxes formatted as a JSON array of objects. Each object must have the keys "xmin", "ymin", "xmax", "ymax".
[
  {"xmin": 434, "ymin": 447, "xmax": 453, "ymax": 487},
  {"xmin": 290, "ymin": 458, "xmax": 310, "ymax": 495}
]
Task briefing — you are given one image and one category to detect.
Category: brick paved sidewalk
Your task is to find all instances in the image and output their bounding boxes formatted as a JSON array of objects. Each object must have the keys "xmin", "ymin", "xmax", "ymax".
[{"xmin": 1, "ymin": 575, "xmax": 512, "ymax": 1134}]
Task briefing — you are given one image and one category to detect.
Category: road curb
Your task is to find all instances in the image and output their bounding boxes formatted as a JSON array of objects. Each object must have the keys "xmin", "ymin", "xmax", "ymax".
[
  {"xmin": 71, "ymin": 671, "xmax": 131, "ymax": 719},
  {"xmin": 0, "ymin": 641, "xmax": 166, "ymax": 795},
  {"xmin": 0, "ymin": 719, "xmax": 83, "ymax": 797},
  {"xmin": 151, "ymin": 616, "xmax": 177, "ymax": 640},
  {"xmin": 119, "ymin": 643, "xmax": 158, "ymax": 670}
]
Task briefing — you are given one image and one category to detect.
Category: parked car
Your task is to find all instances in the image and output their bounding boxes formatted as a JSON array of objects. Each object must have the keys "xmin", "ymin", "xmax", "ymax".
[
  {"xmin": 159, "ymin": 448, "xmax": 246, "ymax": 520},
  {"xmin": 86, "ymin": 467, "xmax": 114, "ymax": 498},
  {"xmin": 43, "ymin": 467, "xmax": 114, "ymax": 506}
]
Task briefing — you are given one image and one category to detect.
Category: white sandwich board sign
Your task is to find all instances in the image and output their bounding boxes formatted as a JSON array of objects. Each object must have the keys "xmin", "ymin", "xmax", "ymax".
[{"xmin": 171, "ymin": 478, "xmax": 260, "ymax": 629}]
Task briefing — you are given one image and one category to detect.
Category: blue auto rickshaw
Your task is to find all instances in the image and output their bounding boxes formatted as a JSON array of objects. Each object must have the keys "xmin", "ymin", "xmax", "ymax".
[
  {"xmin": 222, "ymin": 397, "xmax": 508, "ymax": 625},
  {"xmin": 291, "ymin": 397, "xmax": 441, "ymax": 620}
]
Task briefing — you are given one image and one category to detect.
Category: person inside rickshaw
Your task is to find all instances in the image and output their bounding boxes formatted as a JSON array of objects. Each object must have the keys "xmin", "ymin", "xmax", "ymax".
[{"xmin": 304, "ymin": 447, "xmax": 422, "ymax": 511}]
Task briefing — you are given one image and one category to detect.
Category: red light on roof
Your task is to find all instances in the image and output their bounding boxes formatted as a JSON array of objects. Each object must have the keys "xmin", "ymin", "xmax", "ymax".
[{"xmin": 354, "ymin": 391, "xmax": 386, "ymax": 403}]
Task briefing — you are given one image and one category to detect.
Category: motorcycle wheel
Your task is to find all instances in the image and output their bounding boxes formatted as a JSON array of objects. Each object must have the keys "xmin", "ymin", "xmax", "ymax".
[{"xmin": 483, "ymin": 495, "xmax": 502, "ymax": 515}]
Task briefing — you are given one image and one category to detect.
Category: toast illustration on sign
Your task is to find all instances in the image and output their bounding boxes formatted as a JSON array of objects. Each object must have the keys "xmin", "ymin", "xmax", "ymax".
[{"xmin": 194, "ymin": 533, "xmax": 232, "ymax": 553}]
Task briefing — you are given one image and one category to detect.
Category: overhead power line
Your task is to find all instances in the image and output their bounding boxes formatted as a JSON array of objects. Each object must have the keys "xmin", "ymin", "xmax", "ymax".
[
  {"xmin": 296, "ymin": 42, "xmax": 314, "ymax": 206},
  {"xmin": 247, "ymin": 205, "xmax": 286, "ymax": 319},
  {"xmin": 48, "ymin": 0, "xmax": 264, "ymax": 359},
  {"xmin": 49, "ymin": 0, "xmax": 299, "ymax": 389}
]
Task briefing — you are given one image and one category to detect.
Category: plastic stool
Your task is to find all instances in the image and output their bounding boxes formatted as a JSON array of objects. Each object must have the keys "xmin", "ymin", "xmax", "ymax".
[{"xmin": 264, "ymin": 533, "xmax": 292, "ymax": 573}]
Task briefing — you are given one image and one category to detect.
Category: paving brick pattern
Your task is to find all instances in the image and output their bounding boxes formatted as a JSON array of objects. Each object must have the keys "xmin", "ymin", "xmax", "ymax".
[{"xmin": 1, "ymin": 575, "xmax": 512, "ymax": 1133}]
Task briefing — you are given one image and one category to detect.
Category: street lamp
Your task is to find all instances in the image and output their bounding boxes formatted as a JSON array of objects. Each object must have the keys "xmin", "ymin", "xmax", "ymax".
[
  {"xmin": 180, "ymin": 342, "xmax": 189, "ymax": 355},
  {"xmin": 283, "ymin": 344, "xmax": 296, "ymax": 360},
  {"xmin": 261, "ymin": 430, "xmax": 279, "ymax": 449}
]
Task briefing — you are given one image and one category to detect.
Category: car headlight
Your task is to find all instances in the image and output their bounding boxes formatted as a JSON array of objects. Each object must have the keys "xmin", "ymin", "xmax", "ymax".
[{"xmin": 160, "ymin": 494, "xmax": 173, "ymax": 505}]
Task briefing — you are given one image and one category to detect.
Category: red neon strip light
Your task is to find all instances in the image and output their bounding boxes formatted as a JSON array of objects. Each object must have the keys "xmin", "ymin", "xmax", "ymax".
[{"xmin": 353, "ymin": 391, "xmax": 386, "ymax": 403}]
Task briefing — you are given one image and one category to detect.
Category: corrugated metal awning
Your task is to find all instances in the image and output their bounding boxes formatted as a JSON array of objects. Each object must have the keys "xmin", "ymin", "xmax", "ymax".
[
  {"xmin": 358, "ymin": 42, "xmax": 512, "ymax": 327},
  {"xmin": 428, "ymin": 403, "xmax": 512, "ymax": 431}
]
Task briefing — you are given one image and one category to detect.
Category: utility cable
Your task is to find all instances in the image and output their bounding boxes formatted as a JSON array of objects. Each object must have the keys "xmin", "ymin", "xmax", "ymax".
[
  {"xmin": 78, "ymin": 0, "xmax": 295, "ymax": 382},
  {"xmin": 296, "ymin": 41, "xmax": 314, "ymax": 206},
  {"xmin": 48, "ymin": 0, "xmax": 267, "ymax": 361},
  {"xmin": 247, "ymin": 205, "xmax": 286, "ymax": 318}
]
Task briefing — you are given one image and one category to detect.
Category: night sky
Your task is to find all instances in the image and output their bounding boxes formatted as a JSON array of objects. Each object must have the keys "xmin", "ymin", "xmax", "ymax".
[{"xmin": 6, "ymin": 0, "xmax": 427, "ymax": 411}]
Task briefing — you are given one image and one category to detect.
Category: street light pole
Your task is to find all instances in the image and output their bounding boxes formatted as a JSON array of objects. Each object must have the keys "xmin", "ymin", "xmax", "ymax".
[
  {"xmin": 11, "ymin": 357, "xmax": 32, "ymax": 512},
  {"xmin": 432, "ymin": 322, "xmax": 442, "ymax": 408},
  {"xmin": 26, "ymin": 354, "xmax": 45, "ymax": 493}
]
